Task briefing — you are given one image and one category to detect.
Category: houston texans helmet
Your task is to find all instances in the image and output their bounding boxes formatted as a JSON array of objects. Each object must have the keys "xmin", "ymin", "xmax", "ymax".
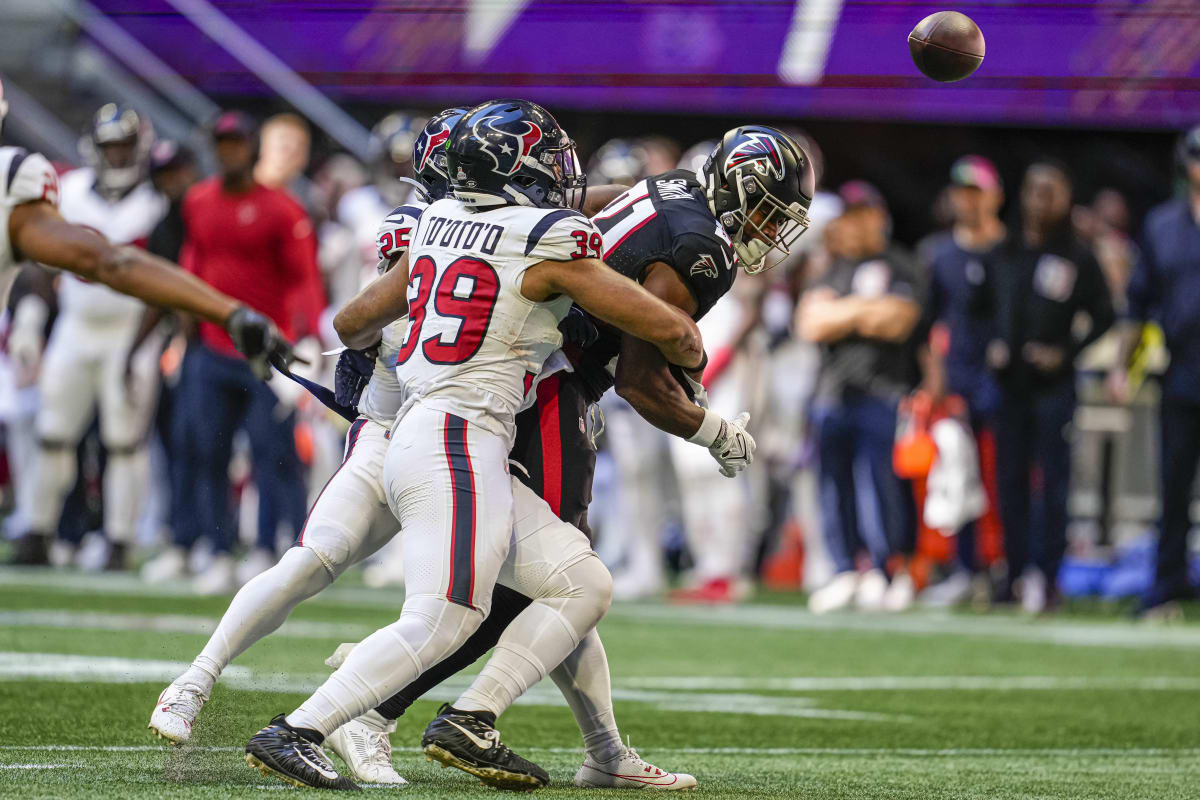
[
  {"xmin": 368, "ymin": 110, "xmax": 429, "ymax": 205},
  {"xmin": 446, "ymin": 99, "xmax": 585, "ymax": 210},
  {"xmin": 0, "ymin": 78, "xmax": 8, "ymax": 137},
  {"xmin": 80, "ymin": 103, "xmax": 154, "ymax": 199},
  {"xmin": 701, "ymin": 125, "xmax": 814, "ymax": 273},
  {"xmin": 412, "ymin": 107, "xmax": 469, "ymax": 202}
]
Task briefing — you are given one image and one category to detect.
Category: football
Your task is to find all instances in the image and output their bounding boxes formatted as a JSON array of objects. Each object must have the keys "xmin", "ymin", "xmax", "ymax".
[{"xmin": 908, "ymin": 11, "xmax": 985, "ymax": 82}]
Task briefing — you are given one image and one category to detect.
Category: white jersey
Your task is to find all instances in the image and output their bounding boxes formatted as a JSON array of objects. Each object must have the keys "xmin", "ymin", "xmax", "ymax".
[
  {"xmin": 357, "ymin": 199, "xmax": 426, "ymax": 426},
  {"xmin": 55, "ymin": 168, "xmax": 166, "ymax": 322},
  {"xmin": 0, "ymin": 147, "xmax": 60, "ymax": 303},
  {"xmin": 395, "ymin": 198, "xmax": 596, "ymax": 441}
]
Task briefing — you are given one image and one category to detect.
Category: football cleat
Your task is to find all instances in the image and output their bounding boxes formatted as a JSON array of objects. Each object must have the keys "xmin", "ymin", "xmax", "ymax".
[
  {"xmin": 148, "ymin": 682, "xmax": 208, "ymax": 745},
  {"xmin": 245, "ymin": 714, "xmax": 360, "ymax": 791},
  {"xmin": 326, "ymin": 712, "xmax": 407, "ymax": 786},
  {"xmin": 575, "ymin": 746, "xmax": 698, "ymax": 791},
  {"xmin": 421, "ymin": 704, "xmax": 548, "ymax": 791}
]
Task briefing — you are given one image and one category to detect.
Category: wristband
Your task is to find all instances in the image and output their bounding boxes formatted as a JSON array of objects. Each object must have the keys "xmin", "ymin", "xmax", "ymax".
[{"xmin": 686, "ymin": 408, "xmax": 724, "ymax": 448}]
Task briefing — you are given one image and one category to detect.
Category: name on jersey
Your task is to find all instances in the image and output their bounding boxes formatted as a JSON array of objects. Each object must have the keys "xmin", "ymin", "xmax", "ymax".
[
  {"xmin": 421, "ymin": 215, "xmax": 504, "ymax": 255},
  {"xmin": 656, "ymin": 178, "xmax": 692, "ymax": 201}
]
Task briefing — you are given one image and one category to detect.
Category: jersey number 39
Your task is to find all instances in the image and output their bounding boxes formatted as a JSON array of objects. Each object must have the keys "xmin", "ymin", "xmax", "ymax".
[{"xmin": 396, "ymin": 255, "xmax": 500, "ymax": 366}]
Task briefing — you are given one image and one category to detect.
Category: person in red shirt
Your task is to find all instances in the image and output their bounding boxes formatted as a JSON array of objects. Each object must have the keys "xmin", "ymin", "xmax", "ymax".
[{"xmin": 168, "ymin": 111, "xmax": 324, "ymax": 593}]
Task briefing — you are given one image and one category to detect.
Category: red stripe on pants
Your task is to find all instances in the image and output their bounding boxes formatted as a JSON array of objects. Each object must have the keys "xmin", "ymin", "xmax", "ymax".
[{"xmin": 536, "ymin": 374, "xmax": 563, "ymax": 517}]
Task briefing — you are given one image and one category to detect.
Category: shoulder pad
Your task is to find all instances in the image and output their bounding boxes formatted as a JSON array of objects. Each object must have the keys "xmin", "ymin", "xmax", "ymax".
[
  {"xmin": 669, "ymin": 230, "xmax": 737, "ymax": 316},
  {"xmin": 5, "ymin": 150, "xmax": 59, "ymax": 209},
  {"xmin": 524, "ymin": 209, "xmax": 598, "ymax": 262},
  {"xmin": 375, "ymin": 202, "xmax": 426, "ymax": 262}
]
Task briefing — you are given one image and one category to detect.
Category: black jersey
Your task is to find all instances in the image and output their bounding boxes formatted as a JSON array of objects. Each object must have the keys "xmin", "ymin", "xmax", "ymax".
[{"xmin": 571, "ymin": 170, "xmax": 737, "ymax": 401}]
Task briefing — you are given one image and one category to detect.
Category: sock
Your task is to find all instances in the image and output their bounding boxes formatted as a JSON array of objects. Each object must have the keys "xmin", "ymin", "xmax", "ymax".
[
  {"xmin": 103, "ymin": 448, "xmax": 149, "ymax": 544},
  {"xmin": 356, "ymin": 708, "xmax": 396, "ymax": 734},
  {"xmin": 549, "ymin": 629, "xmax": 622, "ymax": 763},
  {"xmin": 181, "ymin": 547, "xmax": 332, "ymax": 693},
  {"xmin": 456, "ymin": 555, "xmax": 610, "ymax": 718},
  {"xmin": 287, "ymin": 595, "xmax": 480, "ymax": 736}
]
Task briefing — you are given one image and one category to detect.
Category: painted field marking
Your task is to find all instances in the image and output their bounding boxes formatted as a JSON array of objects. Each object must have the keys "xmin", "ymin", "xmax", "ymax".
[{"xmin": 2, "ymin": 745, "xmax": 1199, "ymax": 758}]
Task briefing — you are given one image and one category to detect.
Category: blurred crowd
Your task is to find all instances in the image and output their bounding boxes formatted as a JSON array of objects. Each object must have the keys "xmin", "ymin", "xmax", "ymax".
[{"xmin": 2, "ymin": 102, "xmax": 1197, "ymax": 617}]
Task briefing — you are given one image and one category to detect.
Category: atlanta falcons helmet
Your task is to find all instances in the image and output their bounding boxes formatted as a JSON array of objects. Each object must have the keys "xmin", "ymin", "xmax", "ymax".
[
  {"xmin": 701, "ymin": 125, "xmax": 814, "ymax": 273},
  {"xmin": 411, "ymin": 107, "xmax": 469, "ymax": 202},
  {"xmin": 80, "ymin": 103, "xmax": 154, "ymax": 199},
  {"xmin": 446, "ymin": 99, "xmax": 585, "ymax": 210}
]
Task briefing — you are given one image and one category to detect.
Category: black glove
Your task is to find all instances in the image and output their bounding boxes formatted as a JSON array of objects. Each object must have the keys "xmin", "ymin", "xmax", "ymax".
[
  {"xmin": 334, "ymin": 342, "xmax": 380, "ymax": 409},
  {"xmin": 558, "ymin": 305, "xmax": 599, "ymax": 348},
  {"xmin": 227, "ymin": 306, "xmax": 293, "ymax": 380}
]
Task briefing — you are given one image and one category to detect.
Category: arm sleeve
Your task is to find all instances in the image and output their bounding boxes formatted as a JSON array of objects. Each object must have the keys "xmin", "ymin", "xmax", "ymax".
[
  {"xmin": 525, "ymin": 210, "xmax": 595, "ymax": 262},
  {"xmin": 278, "ymin": 200, "xmax": 325, "ymax": 338},
  {"xmin": 375, "ymin": 204, "xmax": 423, "ymax": 266},
  {"xmin": 6, "ymin": 151, "xmax": 60, "ymax": 210},
  {"xmin": 667, "ymin": 231, "xmax": 735, "ymax": 317}
]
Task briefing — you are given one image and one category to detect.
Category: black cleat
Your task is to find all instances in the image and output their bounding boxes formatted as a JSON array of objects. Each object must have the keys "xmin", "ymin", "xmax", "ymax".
[
  {"xmin": 8, "ymin": 533, "xmax": 50, "ymax": 566},
  {"xmin": 105, "ymin": 542, "xmax": 129, "ymax": 571},
  {"xmin": 421, "ymin": 704, "xmax": 548, "ymax": 791},
  {"xmin": 245, "ymin": 714, "xmax": 360, "ymax": 791}
]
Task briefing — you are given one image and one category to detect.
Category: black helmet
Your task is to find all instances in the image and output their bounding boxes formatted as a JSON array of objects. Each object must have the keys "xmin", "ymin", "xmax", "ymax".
[
  {"xmin": 701, "ymin": 125, "xmax": 814, "ymax": 273},
  {"xmin": 447, "ymin": 99, "xmax": 585, "ymax": 210},
  {"xmin": 412, "ymin": 107, "xmax": 469, "ymax": 202}
]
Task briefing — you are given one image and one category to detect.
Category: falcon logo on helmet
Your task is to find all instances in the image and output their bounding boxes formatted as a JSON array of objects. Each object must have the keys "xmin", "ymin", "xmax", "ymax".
[
  {"xmin": 472, "ymin": 113, "xmax": 543, "ymax": 176},
  {"xmin": 724, "ymin": 132, "xmax": 785, "ymax": 181}
]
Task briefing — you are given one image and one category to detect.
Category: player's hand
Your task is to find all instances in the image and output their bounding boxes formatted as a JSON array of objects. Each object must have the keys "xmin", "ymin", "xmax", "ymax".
[
  {"xmin": 227, "ymin": 306, "xmax": 294, "ymax": 380},
  {"xmin": 334, "ymin": 341, "xmax": 379, "ymax": 408},
  {"xmin": 709, "ymin": 411, "xmax": 755, "ymax": 478},
  {"xmin": 558, "ymin": 305, "xmax": 599, "ymax": 348},
  {"xmin": 1022, "ymin": 341, "xmax": 1066, "ymax": 373},
  {"xmin": 1105, "ymin": 367, "xmax": 1129, "ymax": 405}
]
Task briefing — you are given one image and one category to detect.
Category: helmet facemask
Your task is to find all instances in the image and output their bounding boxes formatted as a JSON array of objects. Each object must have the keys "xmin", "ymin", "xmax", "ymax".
[
  {"xmin": 724, "ymin": 171, "xmax": 810, "ymax": 274},
  {"xmin": 507, "ymin": 132, "xmax": 586, "ymax": 210}
]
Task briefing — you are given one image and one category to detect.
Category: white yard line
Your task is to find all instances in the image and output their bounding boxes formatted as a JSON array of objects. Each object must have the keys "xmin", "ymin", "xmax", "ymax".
[
  {"xmin": 1, "ymin": 744, "xmax": 1198, "ymax": 758},
  {"xmin": 0, "ymin": 652, "xmax": 903, "ymax": 721},
  {"xmin": 5, "ymin": 566, "xmax": 1200, "ymax": 649},
  {"xmin": 622, "ymin": 675, "xmax": 1200, "ymax": 691},
  {"xmin": 0, "ymin": 763, "xmax": 77, "ymax": 769},
  {"xmin": 0, "ymin": 610, "xmax": 374, "ymax": 640}
]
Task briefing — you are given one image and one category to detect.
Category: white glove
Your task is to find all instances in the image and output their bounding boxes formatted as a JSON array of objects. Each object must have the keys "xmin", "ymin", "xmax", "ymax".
[{"xmin": 687, "ymin": 409, "xmax": 756, "ymax": 477}]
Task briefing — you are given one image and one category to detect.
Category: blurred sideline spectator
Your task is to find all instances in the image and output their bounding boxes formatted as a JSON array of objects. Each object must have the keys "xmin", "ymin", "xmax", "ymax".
[
  {"xmin": 1110, "ymin": 125, "xmax": 1200, "ymax": 614},
  {"xmin": 915, "ymin": 156, "xmax": 1006, "ymax": 607},
  {"xmin": 973, "ymin": 161, "xmax": 1115, "ymax": 613},
  {"xmin": 800, "ymin": 181, "xmax": 925, "ymax": 614},
  {"xmin": 143, "ymin": 111, "xmax": 323, "ymax": 594}
]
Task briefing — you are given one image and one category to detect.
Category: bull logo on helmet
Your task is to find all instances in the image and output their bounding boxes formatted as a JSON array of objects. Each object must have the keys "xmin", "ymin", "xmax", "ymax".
[
  {"xmin": 415, "ymin": 125, "xmax": 451, "ymax": 175},
  {"xmin": 472, "ymin": 108, "xmax": 543, "ymax": 176},
  {"xmin": 724, "ymin": 132, "xmax": 785, "ymax": 181}
]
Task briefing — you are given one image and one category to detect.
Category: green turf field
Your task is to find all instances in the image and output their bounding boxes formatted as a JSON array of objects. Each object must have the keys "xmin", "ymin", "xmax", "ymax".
[{"xmin": 1, "ymin": 567, "xmax": 1198, "ymax": 799}]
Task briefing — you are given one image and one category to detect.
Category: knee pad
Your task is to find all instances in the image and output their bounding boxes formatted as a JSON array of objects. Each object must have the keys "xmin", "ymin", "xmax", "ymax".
[
  {"xmin": 550, "ymin": 554, "xmax": 613, "ymax": 618},
  {"xmin": 264, "ymin": 546, "xmax": 334, "ymax": 596}
]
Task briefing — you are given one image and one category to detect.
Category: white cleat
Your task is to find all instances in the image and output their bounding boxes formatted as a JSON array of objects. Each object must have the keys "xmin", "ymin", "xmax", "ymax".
[
  {"xmin": 575, "ymin": 746, "xmax": 697, "ymax": 790},
  {"xmin": 808, "ymin": 571, "xmax": 859, "ymax": 614},
  {"xmin": 326, "ymin": 711, "xmax": 407, "ymax": 786},
  {"xmin": 883, "ymin": 571, "xmax": 916, "ymax": 612},
  {"xmin": 855, "ymin": 568, "xmax": 889, "ymax": 612},
  {"xmin": 148, "ymin": 683, "xmax": 208, "ymax": 745}
]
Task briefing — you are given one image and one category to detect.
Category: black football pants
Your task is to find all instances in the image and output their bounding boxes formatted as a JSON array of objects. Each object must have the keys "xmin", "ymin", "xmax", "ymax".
[{"xmin": 374, "ymin": 371, "xmax": 596, "ymax": 721}]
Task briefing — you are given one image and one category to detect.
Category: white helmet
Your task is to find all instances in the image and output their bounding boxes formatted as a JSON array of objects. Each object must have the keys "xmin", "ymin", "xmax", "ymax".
[{"xmin": 80, "ymin": 103, "xmax": 154, "ymax": 198}]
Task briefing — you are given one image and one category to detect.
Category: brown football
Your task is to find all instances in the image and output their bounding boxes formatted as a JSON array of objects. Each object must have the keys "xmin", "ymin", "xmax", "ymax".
[{"xmin": 908, "ymin": 11, "xmax": 985, "ymax": 82}]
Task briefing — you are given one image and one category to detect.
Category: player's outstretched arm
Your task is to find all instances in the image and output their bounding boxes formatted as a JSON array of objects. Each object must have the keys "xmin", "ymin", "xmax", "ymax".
[
  {"xmin": 333, "ymin": 252, "xmax": 411, "ymax": 350},
  {"xmin": 10, "ymin": 200, "xmax": 291, "ymax": 374},
  {"xmin": 523, "ymin": 256, "xmax": 703, "ymax": 369}
]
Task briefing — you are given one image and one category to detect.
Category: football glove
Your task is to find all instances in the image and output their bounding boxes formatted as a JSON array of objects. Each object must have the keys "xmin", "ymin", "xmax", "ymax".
[
  {"xmin": 334, "ymin": 342, "xmax": 380, "ymax": 409},
  {"xmin": 688, "ymin": 410, "xmax": 755, "ymax": 477},
  {"xmin": 227, "ymin": 306, "xmax": 293, "ymax": 380},
  {"xmin": 558, "ymin": 305, "xmax": 599, "ymax": 348}
]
